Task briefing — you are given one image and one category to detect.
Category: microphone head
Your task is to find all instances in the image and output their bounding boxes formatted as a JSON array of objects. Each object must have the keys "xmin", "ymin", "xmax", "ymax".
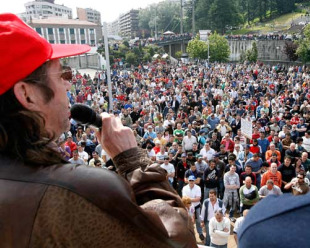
[{"xmin": 70, "ymin": 103, "xmax": 98, "ymax": 126}]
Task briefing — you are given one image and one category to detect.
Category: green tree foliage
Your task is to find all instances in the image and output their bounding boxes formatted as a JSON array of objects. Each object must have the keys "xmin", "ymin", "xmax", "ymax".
[
  {"xmin": 126, "ymin": 52, "xmax": 138, "ymax": 66},
  {"xmin": 239, "ymin": 42, "xmax": 258, "ymax": 62},
  {"xmin": 138, "ymin": 1, "xmax": 180, "ymax": 35},
  {"xmin": 296, "ymin": 24, "xmax": 310, "ymax": 63},
  {"xmin": 193, "ymin": 0, "xmax": 296, "ymax": 31},
  {"xmin": 186, "ymin": 35, "xmax": 208, "ymax": 59},
  {"xmin": 248, "ymin": 42, "xmax": 258, "ymax": 62},
  {"xmin": 208, "ymin": 0, "xmax": 242, "ymax": 34},
  {"xmin": 284, "ymin": 41, "xmax": 299, "ymax": 61},
  {"xmin": 208, "ymin": 32, "xmax": 230, "ymax": 62}
]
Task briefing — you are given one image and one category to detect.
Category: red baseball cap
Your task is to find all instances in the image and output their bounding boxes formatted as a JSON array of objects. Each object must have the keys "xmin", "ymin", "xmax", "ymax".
[{"xmin": 0, "ymin": 13, "xmax": 91, "ymax": 95}]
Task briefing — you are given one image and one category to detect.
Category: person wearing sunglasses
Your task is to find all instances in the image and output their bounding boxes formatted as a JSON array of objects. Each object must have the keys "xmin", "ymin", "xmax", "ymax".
[{"xmin": 0, "ymin": 14, "xmax": 196, "ymax": 247}]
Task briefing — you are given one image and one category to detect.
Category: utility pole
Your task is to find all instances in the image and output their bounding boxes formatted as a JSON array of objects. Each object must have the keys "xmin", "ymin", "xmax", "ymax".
[
  {"xmin": 192, "ymin": 0, "xmax": 195, "ymax": 36},
  {"xmin": 155, "ymin": 7, "xmax": 158, "ymax": 40},
  {"xmin": 180, "ymin": 0, "xmax": 184, "ymax": 53}
]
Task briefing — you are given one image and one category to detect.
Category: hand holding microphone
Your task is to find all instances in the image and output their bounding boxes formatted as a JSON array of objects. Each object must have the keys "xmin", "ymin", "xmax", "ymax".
[{"xmin": 70, "ymin": 104, "xmax": 137, "ymax": 159}]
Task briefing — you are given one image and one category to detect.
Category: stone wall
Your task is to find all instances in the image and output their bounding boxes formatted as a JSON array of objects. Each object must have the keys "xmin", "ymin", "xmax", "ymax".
[{"xmin": 229, "ymin": 40, "xmax": 289, "ymax": 62}]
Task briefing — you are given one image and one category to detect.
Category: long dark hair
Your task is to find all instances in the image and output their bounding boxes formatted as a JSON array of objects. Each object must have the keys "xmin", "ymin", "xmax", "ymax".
[{"xmin": 0, "ymin": 61, "xmax": 65, "ymax": 165}]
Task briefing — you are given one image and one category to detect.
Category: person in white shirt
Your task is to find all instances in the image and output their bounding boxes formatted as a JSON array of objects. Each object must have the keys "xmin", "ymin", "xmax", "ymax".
[
  {"xmin": 302, "ymin": 131, "xmax": 310, "ymax": 152},
  {"xmin": 77, "ymin": 144, "xmax": 88, "ymax": 164},
  {"xmin": 182, "ymin": 175, "xmax": 205, "ymax": 241},
  {"xmin": 200, "ymin": 190, "xmax": 226, "ymax": 246},
  {"xmin": 182, "ymin": 130, "xmax": 197, "ymax": 152},
  {"xmin": 233, "ymin": 209, "xmax": 249, "ymax": 245},
  {"xmin": 209, "ymin": 209, "xmax": 230, "ymax": 248},
  {"xmin": 160, "ymin": 157, "xmax": 175, "ymax": 186},
  {"xmin": 200, "ymin": 141, "xmax": 216, "ymax": 162},
  {"xmin": 146, "ymin": 145, "xmax": 156, "ymax": 161}
]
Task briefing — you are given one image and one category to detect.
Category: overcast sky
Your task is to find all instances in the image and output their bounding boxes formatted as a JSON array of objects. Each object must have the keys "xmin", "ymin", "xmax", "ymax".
[{"xmin": 0, "ymin": 0, "xmax": 164, "ymax": 22}]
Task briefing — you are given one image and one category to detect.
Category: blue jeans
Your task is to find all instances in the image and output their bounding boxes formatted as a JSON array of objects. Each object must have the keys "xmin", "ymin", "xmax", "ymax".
[
  {"xmin": 177, "ymin": 180, "xmax": 184, "ymax": 197},
  {"xmin": 256, "ymin": 175, "xmax": 261, "ymax": 189},
  {"xmin": 218, "ymin": 179, "xmax": 224, "ymax": 199},
  {"xmin": 195, "ymin": 205, "xmax": 203, "ymax": 235},
  {"xmin": 204, "ymin": 220, "xmax": 210, "ymax": 246},
  {"xmin": 210, "ymin": 243, "xmax": 227, "ymax": 248}
]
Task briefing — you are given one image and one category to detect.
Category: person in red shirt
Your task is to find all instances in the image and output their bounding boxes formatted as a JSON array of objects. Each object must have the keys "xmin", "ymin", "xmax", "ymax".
[
  {"xmin": 249, "ymin": 139, "xmax": 262, "ymax": 155},
  {"xmin": 221, "ymin": 133, "xmax": 235, "ymax": 153},
  {"xmin": 290, "ymin": 113, "xmax": 300, "ymax": 125},
  {"xmin": 64, "ymin": 135, "xmax": 77, "ymax": 158}
]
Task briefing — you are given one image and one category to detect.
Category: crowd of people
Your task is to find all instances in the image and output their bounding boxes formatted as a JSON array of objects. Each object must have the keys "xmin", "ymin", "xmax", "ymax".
[{"xmin": 61, "ymin": 59, "xmax": 310, "ymax": 247}]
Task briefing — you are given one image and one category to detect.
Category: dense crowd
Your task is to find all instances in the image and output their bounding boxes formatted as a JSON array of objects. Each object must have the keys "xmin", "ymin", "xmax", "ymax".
[{"xmin": 60, "ymin": 60, "xmax": 310, "ymax": 247}]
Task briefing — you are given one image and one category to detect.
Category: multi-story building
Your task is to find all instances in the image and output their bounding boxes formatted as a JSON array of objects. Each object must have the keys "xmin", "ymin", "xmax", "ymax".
[
  {"xmin": 28, "ymin": 17, "xmax": 102, "ymax": 46},
  {"xmin": 77, "ymin": 7, "xmax": 101, "ymax": 25},
  {"xmin": 106, "ymin": 19, "xmax": 120, "ymax": 36},
  {"xmin": 24, "ymin": 0, "xmax": 72, "ymax": 21},
  {"xmin": 119, "ymin": 9, "xmax": 140, "ymax": 39}
]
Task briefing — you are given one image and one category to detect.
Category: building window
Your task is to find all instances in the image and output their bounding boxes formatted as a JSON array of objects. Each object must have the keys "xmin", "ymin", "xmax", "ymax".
[
  {"xmin": 80, "ymin": 29, "xmax": 85, "ymax": 35},
  {"xmin": 60, "ymin": 40, "xmax": 65, "ymax": 44},
  {"xmin": 70, "ymin": 28, "xmax": 75, "ymax": 35},
  {"xmin": 81, "ymin": 40, "xmax": 86, "ymax": 44},
  {"xmin": 35, "ymin": 27, "xmax": 42, "ymax": 35},
  {"xmin": 89, "ymin": 29, "xmax": 94, "ymax": 35},
  {"xmin": 71, "ymin": 40, "xmax": 75, "ymax": 44},
  {"xmin": 49, "ymin": 40, "xmax": 55, "ymax": 44},
  {"xmin": 48, "ymin": 28, "xmax": 53, "ymax": 35},
  {"xmin": 90, "ymin": 40, "xmax": 95, "ymax": 45},
  {"xmin": 59, "ymin": 28, "xmax": 64, "ymax": 34}
]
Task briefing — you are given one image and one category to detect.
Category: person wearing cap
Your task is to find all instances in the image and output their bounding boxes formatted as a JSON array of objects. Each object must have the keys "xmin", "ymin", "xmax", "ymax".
[
  {"xmin": 195, "ymin": 154, "xmax": 208, "ymax": 177},
  {"xmin": 142, "ymin": 125, "xmax": 157, "ymax": 143},
  {"xmin": 182, "ymin": 175, "xmax": 204, "ymax": 242},
  {"xmin": 0, "ymin": 14, "xmax": 196, "ymax": 247}
]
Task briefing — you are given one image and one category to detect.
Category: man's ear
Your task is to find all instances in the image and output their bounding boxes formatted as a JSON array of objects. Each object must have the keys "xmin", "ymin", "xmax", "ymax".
[{"xmin": 13, "ymin": 82, "xmax": 41, "ymax": 111}]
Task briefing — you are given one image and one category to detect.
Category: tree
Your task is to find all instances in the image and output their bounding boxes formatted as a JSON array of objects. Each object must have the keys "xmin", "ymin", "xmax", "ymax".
[
  {"xmin": 239, "ymin": 41, "xmax": 258, "ymax": 62},
  {"xmin": 248, "ymin": 41, "xmax": 258, "ymax": 62},
  {"xmin": 284, "ymin": 41, "xmax": 298, "ymax": 61},
  {"xmin": 208, "ymin": 0, "xmax": 242, "ymax": 33},
  {"xmin": 296, "ymin": 24, "xmax": 310, "ymax": 64},
  {"xmin": 125, "ymin": 52, "xmax": 138, "ymax": 66},
  {"xmin": 208, "ymin": 32, "xmax": 230, "ymax": 62},
  {"xmin": 186, "ymin": 35, "xmax": 208, "ymax": 59}
]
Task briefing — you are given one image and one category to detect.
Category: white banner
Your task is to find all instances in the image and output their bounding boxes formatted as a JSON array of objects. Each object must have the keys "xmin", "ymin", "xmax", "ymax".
[{"xmin": 241, "ymin": 118, "xmax": 252, "ymax": 139}]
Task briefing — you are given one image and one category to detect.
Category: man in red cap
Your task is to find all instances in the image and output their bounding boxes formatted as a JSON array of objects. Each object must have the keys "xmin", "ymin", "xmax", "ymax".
[{"xmin": 0, "ymin": 14, "xmax": 196, "ymax": 248}]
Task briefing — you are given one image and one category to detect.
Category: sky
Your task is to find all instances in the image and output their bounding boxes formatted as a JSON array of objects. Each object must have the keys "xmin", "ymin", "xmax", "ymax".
[{"xmin": 0, "ymin": 0, "xmax": 164, "ymax": 22}]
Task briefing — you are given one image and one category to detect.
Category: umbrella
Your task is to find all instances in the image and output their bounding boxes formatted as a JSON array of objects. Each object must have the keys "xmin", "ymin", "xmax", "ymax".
[{"xmin": 163, "ymin": 31, "xmax": 175, "ymax": 35}]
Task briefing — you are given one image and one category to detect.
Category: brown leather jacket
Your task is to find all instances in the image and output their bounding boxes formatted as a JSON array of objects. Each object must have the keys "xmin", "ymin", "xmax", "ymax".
[{"xmin": 0, "ymin": 147, "xmax": 197, "ymax": 248}]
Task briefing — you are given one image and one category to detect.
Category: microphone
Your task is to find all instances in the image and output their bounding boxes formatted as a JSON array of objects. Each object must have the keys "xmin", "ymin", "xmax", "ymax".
[{"xmin": 70, "ymin": 103, "xmax": 102, "ymax": 128}]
